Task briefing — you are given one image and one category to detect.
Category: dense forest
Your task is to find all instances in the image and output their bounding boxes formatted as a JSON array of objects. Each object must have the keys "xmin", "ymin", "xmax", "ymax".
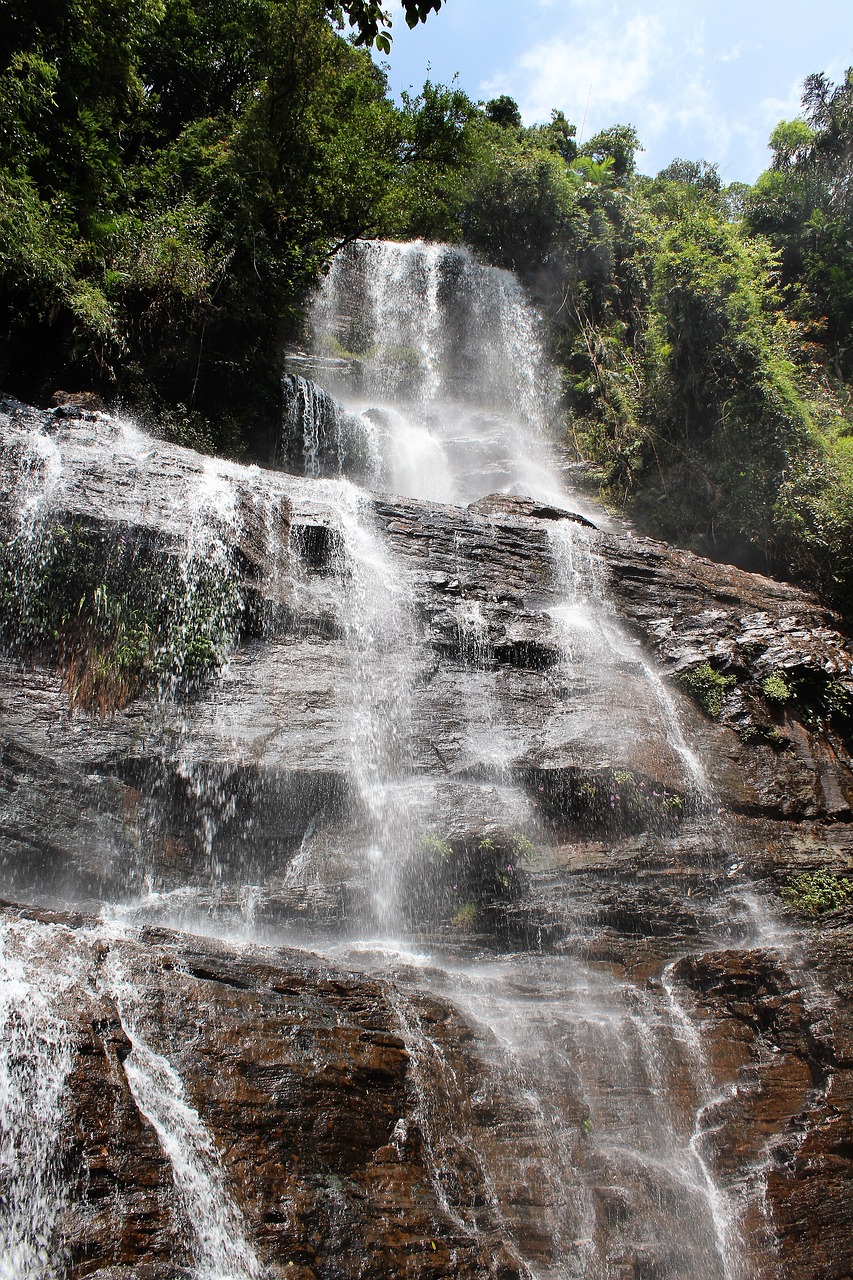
[{"xmin": 2, "ymin": 1, "xmax": 853, "ymax": 616}]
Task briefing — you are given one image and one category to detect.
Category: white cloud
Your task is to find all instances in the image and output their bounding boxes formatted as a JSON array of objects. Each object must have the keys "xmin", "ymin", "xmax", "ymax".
[
  {"xmin": 760, "ymin": 79, "xmax": 805, "ymax": 122},
  {"xmin": 476, "ymin": 0, "xmax": 780, "ymax": 176},
  {"xmin": 481, "ymin": 12, "xmax": 665, "ymax": 136}
]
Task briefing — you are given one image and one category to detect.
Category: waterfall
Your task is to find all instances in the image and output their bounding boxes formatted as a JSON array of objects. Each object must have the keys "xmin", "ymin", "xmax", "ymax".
[
  {"xmin": 103, "ymin": 941, "xmax": 263, "ymax": 1280},
  {"xmin": 427, "ymin": 955, "xmax": 744, "ymax": 1280},
  {"xmin": 546, "ymin": 518, "xmax": 707, "ymax": 796},
  {"xmin": 319, "ymin": 476, "xmax": 418, "ymax": 930},
  {"xmin": 291, "ymin": 239, "xmax": 580, "ymax": 509},
  {"xmin": 1, "ymin": 240, "xmax": 818, "ymax": 1279},
  {"xmin": 280, "ymin": 374, "xmax": 379, "ymax": 482},
  {"xmin": 0, "ymin": 915, "xmax": 264, "ymax": 1280},
  {"xmin": 0, "ymin": 409, "xmax": 292, "ymax": 905}
]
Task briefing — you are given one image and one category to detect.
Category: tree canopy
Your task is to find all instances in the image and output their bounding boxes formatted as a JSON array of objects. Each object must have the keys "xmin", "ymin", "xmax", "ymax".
[{"xmin": 0, "ymin": 0, "xmax": 415, "ymax": 448}]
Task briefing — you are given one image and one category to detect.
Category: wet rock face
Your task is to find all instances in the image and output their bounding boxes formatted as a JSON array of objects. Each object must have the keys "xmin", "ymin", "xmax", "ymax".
[
  {"xmin": 2, "ymin": 405, "xmax": 853, "ymax": 1279},
  {"xmin": 599, "ymin": 532, "xmax": 853, "ymax": 820},
  {"xmin": 4, "ymin": 907, "xmax": 522, "ymax": 1280},
  {"xmin": 3, "ymin": 402, "xmax": 851, "ymax": 891},
  {"xmin": 0, "ymin": 400, "xmax": 291, "ymax": 583},
  {"xmin": 671, "ymin": 932, "xmax": 853, "ymax": 1280},
  {"xmin": 279, "ymin": 374, "xmax": 375, "ymax": 482},
  {"xmin": 6, "ymin": 904, "xmax": 852, "ymax": 1280}
]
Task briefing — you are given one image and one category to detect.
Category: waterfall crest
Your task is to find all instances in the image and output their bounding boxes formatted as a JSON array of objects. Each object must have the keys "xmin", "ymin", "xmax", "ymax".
[{"xmin": 286, "ymin": 239, "xmax": 578, "ymax": 509}]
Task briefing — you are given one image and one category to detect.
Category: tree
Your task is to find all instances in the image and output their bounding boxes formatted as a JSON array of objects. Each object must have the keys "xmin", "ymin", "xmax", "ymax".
[
  {"xmin": 656, "ymin": 158, "xmax": 721, "ymax": 191},
  {"xmin": 580, "ymin": 125, "xmax": 641, "ymax": 181},
  {"xmin": 461, "ymin": 143, "xmax": 581, "ymax": 277},
  {"xmin": 484, "ymin": 95, "xmax": 522, "ymax": 130},
  {"xmin": 378, "ymin": 79, "xmax": 476, "ymax": 238},
  {"xmin": 0, "ymin": 0, "xmax": 404, "ymax": 445},
  {"xmin": 641, "ymin": 208, "xmax": 815, "ymax": 565},
  {"xmin": 767, "ymin": 119, "xmax": 815, "ymax": 170},
  {"xmin": 525, "ymin": 109, "xmax": 578, "ymax": 162},
  {"xmin": 546, "ymin": 109, "xmax": 578, "ymax": 163},
  {"xmin": 746, "ymin": 69, "xmax": 853, "ymax": 379}
]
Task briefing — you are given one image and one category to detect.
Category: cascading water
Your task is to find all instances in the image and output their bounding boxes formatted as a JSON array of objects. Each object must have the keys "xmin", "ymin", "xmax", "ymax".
[
  {"xmin": 0, "ymin": 920, "xmax": 79, "ymax": 1280},
  {"xmin": 546, "ymin": 518, "xmax": 707, "ymax": 796},
  {"xmin": 103, "ymin": 939, "xmax": 263, "ymax": 1280},
  {"xmin": 289, "ymin": 239, "xmax": 749, "ymax": 1279},
  {"xmin": 402, "ymin": 954, "xmax": 745, "ymax": 1280},
  {"xmin": 298, "ymin": 239, "xmax": 578, "ymax": 508},
  {"xmin": 305, "ymin": 476, "xmax": 418, "ymax": 930}
]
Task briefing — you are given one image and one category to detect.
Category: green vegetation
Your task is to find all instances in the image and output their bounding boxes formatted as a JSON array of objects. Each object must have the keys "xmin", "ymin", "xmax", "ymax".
[
  {"xmin": 380, "ymin": 69, "xmax": 853, "ymax": 621},
  {"xmin": 762, "ymin": 672, "xmax": 793, "ymax": 702},
  {"xmin": 447, "ymin": 76, "xmax": 853, "ymax": 619},
  {"xmin": 408, "ymin": 829, "xmax": 532, "ymax": 926},
  {"xmin": 452, "ymin": 902, "xmax": 478, "ymax": 930},
  {"xmin": 0, "ymin": 519, "xmax": 242, "ymax": 713},
  {"xmin": 677, "ymin": 663, "xmax": 737, "ymax": 718},
  {"xmin": 781, "ymin": 869, "xmax": 853, "ymax": 916},
  {"xmin": 508, "ymin": 831, "xmax": 534, "ymax": 860},
  {"xmin": 3, "ymin": 4, "xmax": 853, "ymax": 620},
  {"xmin": 792, "ymin": 675, "xmax": 853, "ymax": 746},
  {"xmin": 418, "ymin": 833, "xmax": 453, "ymax": 864},
  {"xmin": 743, "ymin": 670, "xmax": 853, "ymax": 749},
  {"xmin": 0, "ymin": 0, "xmax": 450, "ymax": 453}
]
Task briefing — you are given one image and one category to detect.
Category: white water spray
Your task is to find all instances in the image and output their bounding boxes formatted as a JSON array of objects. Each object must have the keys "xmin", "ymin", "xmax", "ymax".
[{"xmin": 0, "ymin": 920, "xmax": 79, "ymax": 1280}]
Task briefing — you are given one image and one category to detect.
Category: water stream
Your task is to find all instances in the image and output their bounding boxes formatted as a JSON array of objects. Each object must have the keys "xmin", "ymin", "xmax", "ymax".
[
  {"xmin": 295, "ymin": 238, "xmax": 576, "ymax": 508},
  {"xmin": 103, "ymin": 937, "xmax": 263, "ymax": 1280},
  {"xmin": 0, "ymin": 920, "xmax": 79, "ymax": 1280},
  {"xmin": 290, "ymin": 240, "xmax": 749, "ymax": 1278}
]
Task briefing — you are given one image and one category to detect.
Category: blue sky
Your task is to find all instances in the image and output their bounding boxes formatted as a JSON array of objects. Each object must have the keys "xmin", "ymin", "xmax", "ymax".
[{"xmin": 376, "ymin": 0, "xmax": 853, "ymax": 183}]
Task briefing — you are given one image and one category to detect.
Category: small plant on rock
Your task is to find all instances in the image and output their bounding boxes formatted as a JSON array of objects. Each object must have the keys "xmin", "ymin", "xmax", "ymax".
[
  {"xmin": 762, "ymin": 671, "xmax": 792, "ymax": 702},
  {"xmin": 677, "ymin": 662, "xmax": 737, "ymax": 718},
  {"xmin": 508, "ymin": 831, "xmax": 534, "ymax": 859},
  {"xmin": 781, "ymin": 869, "xmax": 853, "ymax": 916},
  {"xmin": 452, "ymin": 903, "xmax": 477, "ymax": 930},
  {"xmin": 418, "ymin": 833, "xmax": 453, "ymax": 863},
  {"xmin": 0, "ymin": 518, "xmax": 243, "ymax": 714}
]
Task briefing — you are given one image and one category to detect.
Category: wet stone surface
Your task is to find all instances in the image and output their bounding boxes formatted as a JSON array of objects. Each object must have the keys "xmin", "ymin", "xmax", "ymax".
[{"xmin": 1, "ymin": 402, "xmax": 852, "ymax": 1279}]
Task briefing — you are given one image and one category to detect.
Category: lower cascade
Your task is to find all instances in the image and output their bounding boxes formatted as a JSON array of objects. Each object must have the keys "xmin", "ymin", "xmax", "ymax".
[{"xmin": 1, "ymin": 239, "xmax": 852, "ymax": 1280}]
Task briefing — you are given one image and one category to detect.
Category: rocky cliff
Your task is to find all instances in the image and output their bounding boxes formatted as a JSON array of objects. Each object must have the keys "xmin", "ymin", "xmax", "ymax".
[{"xmin": 1, "ymin": 400, "xmax": 852, "ymax": 1280}]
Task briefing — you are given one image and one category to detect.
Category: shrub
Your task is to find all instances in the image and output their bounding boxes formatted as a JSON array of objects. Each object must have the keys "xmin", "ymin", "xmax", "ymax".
[
  {"xmin": 0, "ymin": 518, "xmax": 242, "ymax": 714},
  {"xmin": 418, "ymin": 833, "xmax": 453, "ymax": 863},
  {"xmin": 452, "ymin": 903, "xmax": 477, "ymax": 930},
  {"xmin": 762, "ymin": 671, "xmax": 793, "ymax": 701}
]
